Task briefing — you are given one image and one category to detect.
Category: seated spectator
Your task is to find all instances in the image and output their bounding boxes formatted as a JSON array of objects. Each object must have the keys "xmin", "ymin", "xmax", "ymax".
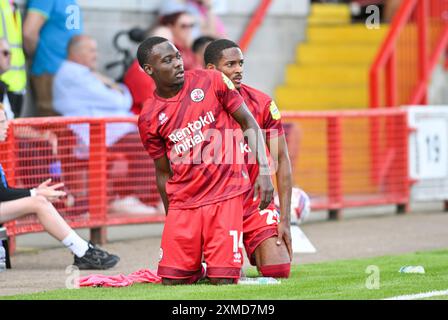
[
  {"xmin": 159, "ymin": 2, "xmax": 198, "ymax": 70},
  {"xmin": 124, "ymin": 26, "xmax": 173, "ymax": 115},
  {"xmin": 53, "ymin": 35, "xmax": 156, "ymax": 215},
  {"xmin": 0, "ymin": 103, "xmax": 120, "ymax": 270},
  {"xmin": 53, "ymin": 35, "xmax": 133, "ymax": 118},
  {"xmin": 192, "ymin": 35, "xmax": 215, "ymax": 68}
]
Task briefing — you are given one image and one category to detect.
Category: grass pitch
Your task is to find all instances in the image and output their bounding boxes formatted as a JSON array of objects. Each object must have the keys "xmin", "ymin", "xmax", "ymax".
[{"xmin": 2, "ymin": 249, "xmax": 448, "ymax": 300}]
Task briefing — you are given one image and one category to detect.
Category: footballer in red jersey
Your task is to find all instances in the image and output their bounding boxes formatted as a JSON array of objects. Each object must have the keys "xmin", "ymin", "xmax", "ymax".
[
  {"xmin": 205, "ymin": 39, "xmax": 292, "ymax": 278},
  {"xmin": 136, "ymin": 37, "xmax": 274, "ymax": 285}
]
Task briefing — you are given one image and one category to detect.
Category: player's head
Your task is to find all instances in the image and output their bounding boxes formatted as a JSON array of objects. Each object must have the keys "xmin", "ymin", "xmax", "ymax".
[
  {"xmin": 0, "ymin": 103, "xmax": 9, "ymax": 142},
  {"xmin": 137, "ymin": 36, "xmax": 185, "ymax": 87},
  {"xmin": 192, "ymin": 36, "xmax": 215, "ymax": 68},
  {"xmin": 204, "ymin": 39, "xmax": 244, "ymax": 89}
]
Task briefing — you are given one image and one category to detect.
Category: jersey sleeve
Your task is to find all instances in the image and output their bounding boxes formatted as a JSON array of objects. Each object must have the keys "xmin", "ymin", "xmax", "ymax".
[
  {"xmin": 138, "ymin": 111, "xmax": 166, "ymax": 160},
  {"xmin": 27, "ymin": 0, "xmax": 55, "ymax": 19},
  {"xmin": 211, "ymin": 71, "xmax": 244, "ymax": 114},
  {"xmin": 262, "ymin": 99, "xmax": 284, "ymax": 141}
]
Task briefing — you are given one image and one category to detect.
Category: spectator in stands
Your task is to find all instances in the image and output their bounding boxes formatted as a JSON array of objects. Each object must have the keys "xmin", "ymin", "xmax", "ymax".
[
  {"xmin": 23, "ymin": 0, "xmax": 83, "ymax": 116},
  {"xmin": 161, "ymin": 0, "xmax": 226, "ymax": 40},
  {"xmin": 192, "ymin": 35, "xmax": 215, "ymax": 68},
  {"xmin": 53, "ymin": 35, "xmax": 156, "ymax": 215},
  {"xmin": 0, "ymin": 103, "xmax": 120, "ymax": 270},
  {"xmin": 1, "ymin": 36, "xmax": 59, "ymax": 159},
  {"xmin": 53, "ymin": 35, "xmax": 133, "ymax": 118},
  {"xmin": 159, "ymin": 2, "xmax": 198, "ymax": 70},
  {"xmin": 124, "ymin": 26, "xmax": 173, "ymax": 115},
  {"xmin": 0, "ymin": 38, "xmax": 14, "ymax": 120},
  {"xmin": 185, "ymin": 0, "xmax": 227, "ymax": 39},
  {"xmin": 0, "ymin": 0, "xmax": 26, "ymax": 117}
]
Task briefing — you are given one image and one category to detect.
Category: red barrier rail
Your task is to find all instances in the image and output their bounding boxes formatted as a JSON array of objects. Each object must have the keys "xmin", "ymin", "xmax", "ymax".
[
  {"xmin": 370, "ymin": 0, "xmax": 448, "ymax": 108},
  {"xmin": 0, "ymin": 110, "xmax": 409, "ymax": 250},
  {"xmin": 239, "ymin": 0, "xmax": 273, "ymax": 52}
]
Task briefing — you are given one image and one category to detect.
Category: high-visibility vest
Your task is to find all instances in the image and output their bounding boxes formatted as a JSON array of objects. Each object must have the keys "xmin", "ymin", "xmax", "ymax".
[{"xmin": 0, "ymin": 0, "xmax": 26, "ymax": 93}]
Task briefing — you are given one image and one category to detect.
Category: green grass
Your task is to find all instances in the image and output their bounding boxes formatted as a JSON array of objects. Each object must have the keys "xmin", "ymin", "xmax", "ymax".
[{"xmin": 2, "ymin": 249, "xmax": 448, "ymax": 300}]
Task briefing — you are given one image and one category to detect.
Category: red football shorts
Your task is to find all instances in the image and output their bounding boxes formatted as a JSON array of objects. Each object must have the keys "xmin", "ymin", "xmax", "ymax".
[
  {"xmin": 158, "ymin": 195, "xmax": 244, "ymax": 280},
  {"xmin": 243, "ymin": 202, "xmax": 279, "ymax": 266}
]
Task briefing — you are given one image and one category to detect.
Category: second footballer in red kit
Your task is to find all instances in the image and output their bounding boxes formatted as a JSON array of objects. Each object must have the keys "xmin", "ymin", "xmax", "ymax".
[{"xmin": 136, "ymin": 37, "xmax": 274, "ymax": 285}]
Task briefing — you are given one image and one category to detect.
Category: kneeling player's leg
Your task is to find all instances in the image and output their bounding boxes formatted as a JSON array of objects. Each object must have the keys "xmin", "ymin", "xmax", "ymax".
[
  {"xmin": 254, "ymin": 237, "xmax": 291, "ymax": 278},
  {"xmin": 157, "ymin": 208, "xmax": 203, "ymax": 285},
  {"xmin": 203, "ymin": 195, "xmax": 244, "ymax": 285},
  {"xmin": 243, "ymin": 204, "xmax": 291, "ymax": 278}
]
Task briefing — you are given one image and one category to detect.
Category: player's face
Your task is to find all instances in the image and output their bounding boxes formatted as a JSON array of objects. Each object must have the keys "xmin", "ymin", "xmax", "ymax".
[
  {"xmin": 216, "ymin": 47, "xmax": 244, "ymax": 89},
  {"xmin": 0, "ymin": 110, "xmax": 9, "ymax": 142},
  {"xmin": 146, "ymin": 42, "xmax": 185, "ymax": 87}
]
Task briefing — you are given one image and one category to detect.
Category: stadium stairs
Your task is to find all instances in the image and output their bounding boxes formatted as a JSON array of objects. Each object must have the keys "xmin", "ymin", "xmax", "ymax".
[{"xmin": 276, "ymin": 3, "xmax": 388, "ymax": 195}]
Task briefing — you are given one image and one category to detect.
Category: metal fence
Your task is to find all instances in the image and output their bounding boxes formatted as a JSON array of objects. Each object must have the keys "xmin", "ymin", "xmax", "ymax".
[{"xmin": 0, "ymin": 110, "xmax": 409, "ymax": 249}]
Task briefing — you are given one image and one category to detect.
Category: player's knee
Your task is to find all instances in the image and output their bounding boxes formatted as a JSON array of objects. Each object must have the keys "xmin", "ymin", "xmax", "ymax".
[
  {"xmin": 209, "ymin": 278, "xmax": 238, "ymax": 285},
  {"xmin": 162, "ymin": 278, "xmax": 191, "ymax": 286},
  {"xmin": 259, "ymin": 263, "xmax": 291, "ymax": 278}
]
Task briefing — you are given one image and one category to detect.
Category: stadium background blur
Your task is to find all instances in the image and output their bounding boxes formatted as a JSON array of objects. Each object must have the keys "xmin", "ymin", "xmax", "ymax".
[{"xmin": 2, "ymin": 0, "xmax": 448, "ymax": 299}]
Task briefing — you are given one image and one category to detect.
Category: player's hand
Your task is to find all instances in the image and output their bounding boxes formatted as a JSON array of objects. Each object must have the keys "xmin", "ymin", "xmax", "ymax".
[
  {"xmin": 36, "ymin": 179, "xmax": 66, "ymax": 202},
  {"xmin": 254, "ymin": 174, "xmax": 274, "ymax": 210},
  {"xmin": 277, "ymin": 221, "xmax": 293, "ymax": 261}
]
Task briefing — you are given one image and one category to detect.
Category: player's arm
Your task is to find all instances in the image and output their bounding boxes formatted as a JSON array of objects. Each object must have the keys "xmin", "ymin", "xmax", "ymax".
[
  {"xmin": 268, "ymin": 134, "xmax": 293, "ymax": 259},
  {"xmin": 153, "ymin": 154, "xmax": 172, "ymax": 215},
  {"xmin": 231, "ymin": 102, "xmax": 274, "ymax": 210}
]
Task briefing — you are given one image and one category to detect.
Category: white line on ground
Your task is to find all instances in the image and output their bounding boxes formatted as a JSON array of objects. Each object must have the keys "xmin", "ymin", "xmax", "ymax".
[{"xmin": 384, "ymin": 289, "xmax": 448, "ymax": 300}]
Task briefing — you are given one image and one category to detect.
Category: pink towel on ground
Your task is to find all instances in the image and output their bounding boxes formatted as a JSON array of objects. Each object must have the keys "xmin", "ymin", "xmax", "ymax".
[{"xmin": 79, "ymin": 269, "xmax": 161, "ymax": 287}]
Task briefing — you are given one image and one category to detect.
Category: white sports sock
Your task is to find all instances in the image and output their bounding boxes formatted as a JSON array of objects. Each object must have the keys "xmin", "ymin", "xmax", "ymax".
[{"xmin": 62, "ymin": 231, "xmax": 89, "ymax": 258}]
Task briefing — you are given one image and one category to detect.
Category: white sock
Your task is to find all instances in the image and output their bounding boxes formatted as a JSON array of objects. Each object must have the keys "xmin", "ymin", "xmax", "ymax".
[{"xmin": 62, "ymin": 231, "xmax": 89, "ymax": 258}]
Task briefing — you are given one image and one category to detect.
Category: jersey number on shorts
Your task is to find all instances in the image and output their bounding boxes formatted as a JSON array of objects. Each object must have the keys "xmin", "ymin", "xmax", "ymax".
[
  {"xmin": 259, "ymin": 209, "xmax": 278, "ymax": 225},
  {"xmin": 229, "ymin": 230, "xmax": 243, "ymax": 253}
]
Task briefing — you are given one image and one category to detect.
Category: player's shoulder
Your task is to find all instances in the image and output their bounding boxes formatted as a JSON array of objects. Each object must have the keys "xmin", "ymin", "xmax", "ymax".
[
  {"xmin": 138, "ymin": 98, "xmax": 160, "ymax": 127},
  {"xmin": 187, "ymin": 68, "xmax": 221, "ymax": 80},
  {"xmin": 240, "ymin": 83, "xmax": 272, "ymax": 105}
]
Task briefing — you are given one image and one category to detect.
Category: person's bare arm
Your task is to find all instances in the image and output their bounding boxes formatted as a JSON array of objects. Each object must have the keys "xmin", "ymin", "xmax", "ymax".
[
  {"xmin": 23, "ymin": 11, "xmax": 46, "ymax": 57},
  {"xmin": 231, "ymin": 103, "xmax": 274, "ymax": 210},
  {"xmin": 268, "ymin": 134, "xmax": 293, "ymax": 259},
  {"xmin": 154, "ymin": 154, "xmax": 172, "ymax": 215}
]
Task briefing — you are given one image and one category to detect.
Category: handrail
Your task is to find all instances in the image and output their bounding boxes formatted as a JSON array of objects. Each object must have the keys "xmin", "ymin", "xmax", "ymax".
[
  {"xmin": 369, "ymin": 0, "xmax": 448, "ymax": 108},
  {"xmin": 369, "ymin": 0, "xmax": 417, "ymax": 108},
  {"xmin": 238, "ymin": 0, "xmax": 273, "ymax": 52}
]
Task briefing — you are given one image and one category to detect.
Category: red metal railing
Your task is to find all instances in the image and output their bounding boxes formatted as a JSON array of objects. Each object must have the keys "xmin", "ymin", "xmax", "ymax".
[
  {"xmin": 283, "ymin": 109, "xmax": 409, "ymax": 219},
  {"xmin": 370, "ymin": 0, "xmax": 448, "ymax": 109},
  {"xmin": 0, "ymin": 110, "xmax": 409, "ymax": 248},
  {"xmin": 239, "ymin": 0, "xmax": 273, "ymax": 52}
]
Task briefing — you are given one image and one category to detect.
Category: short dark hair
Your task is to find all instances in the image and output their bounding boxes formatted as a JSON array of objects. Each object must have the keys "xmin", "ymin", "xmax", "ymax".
[
  {"xmin": 137, "ymin": 36, "xmax": 169, "ymax": 68},
  {"xmin": 192, "ymin": 36, "xmax": 216, "ymax": 54},
  {"xmin": 204, "ymin": 39, "xmax": 240, "ymax": 66}
]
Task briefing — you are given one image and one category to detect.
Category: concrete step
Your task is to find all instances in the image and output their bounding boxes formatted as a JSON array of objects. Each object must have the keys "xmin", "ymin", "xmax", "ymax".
[
  {"xmin": 276, "ymin": 85, "xmax": 367, "ymax": 110},
  {"xmin": 285, "ymin": 65, "xmax": 368, "ymax": 86},
  {"xmin": 297, "ymin": 44, "xmax": 377, "ymax": 65},
  {"xmin": 307, "ymin": 24, "xmax": 388, "ymax": 44},
  {"xmin": 308, "ymin": 3, "xmax": 351, "ymax": 25}
]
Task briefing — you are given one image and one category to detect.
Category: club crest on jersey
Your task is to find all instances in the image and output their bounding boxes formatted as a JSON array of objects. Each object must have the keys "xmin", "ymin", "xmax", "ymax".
[
  {"xmin": 222, "ymin": 73, "xmax": 235, "ymax": 90},
  {"xmin": 159, "ymin": 112, "xmax": 169, "ymax": 125},
  {"xmin": 269, "ymin": 101, "xmax": 281, "ymax": 120},
  {"xmin": 190, "ymin": 88, "xmax": 205, "ymax": 102}
]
